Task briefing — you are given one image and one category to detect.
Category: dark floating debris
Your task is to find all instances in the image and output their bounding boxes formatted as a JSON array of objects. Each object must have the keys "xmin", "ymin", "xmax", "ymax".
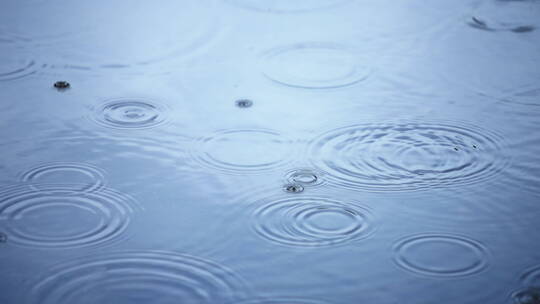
[
  {"xmin": 0, "ymin": 232, "xmax": 7, "ymax": 243},
  {"xmin": 454, "ymin": 147, "xmax": 459, "ymax": 151},
  {"xmin": 283, "ymin": 183, "xmax": 304, "ymax": 193},
  {"xmin": 54, "ymin": 81, "xmax": 71, "ymax": 90},
  {"xmin": 473, "ymin": 145, "xmax": 477, "ymax": 149},
  {"xmin": 513, "ymin": 288, "xmax": 540, "ymax": 304},
  {"xmin": 235, "ymin": 99, "xmax": 253, "ymax": 108}
]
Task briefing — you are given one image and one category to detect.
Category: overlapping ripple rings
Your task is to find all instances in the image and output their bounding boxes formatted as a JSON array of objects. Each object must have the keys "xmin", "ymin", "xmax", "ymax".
[
  {"xmin": 252, "ymin": 196, "xmax": 375, "ymax": 247},
  {"xmin": 92, "ymin": 99, "xmax": 169, "ymax": 130},
  {"xmin": 20, "ymin": 162, "xmax": 106, "ymax": 194},
  {"xmin": 191, "ymin": 129, "xmax": 296, "ymax": 174},
  {"xmin": 224, "ymin": 0, "xmax": 350, "ymax": 13},
  {"xmin": 0, "ymin": 185, "xmax": 138, "ymax": 248},
  {"xmin": 27, "ymin": 251, "xmax": 245, "ymax": 304},
  {"xmin": 393, "ymin": 234, "xmax": 490, "ymax": 277},
  {"xmin": 262, "ymin": 43, "xmax": 371, "ymax": 89},
  {"xmin": 309, "ymin": 121, "xmax": 508, "ymax": 192}
]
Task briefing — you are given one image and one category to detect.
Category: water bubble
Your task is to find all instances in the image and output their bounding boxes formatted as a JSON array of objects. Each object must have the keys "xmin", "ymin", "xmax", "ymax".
[
  {"xmin": 262, "ymin": 42, "xmax": 371, "ymax": 89},
  {"xmin": 309, "ymin": 121, "xmax": 508, "ymax": 192},
  {"xmin": 53, "ymin": 81, "xmax": 70, "ymax": 90},
  {"xmin": 512, "ymin": 288, "xmax": 540, "ymax": 304},
  {"xmin": 283, "ymin": 183, "xmax": 304, "ymax": 193},
  {"xmin": 27, "ymin": 251, "xmax": 245, "ymax": 304},
  {"xmin": 393, "ymin": 234, "xmax": 490, "ymax": 277},
  {"xmin": 92, "ymin": 99, "xmax": 169, "ymax": 130},
  {"xmin": 224, "ymin": 0, "xmax": 351, "ymax": 13},
  {"xmin": 0, "ymin": 185, "xmax": 139, "ymax": 249},
  {"xmin": 285, "ymin": 168, "xmax": 324, "ymax": 187},
  {"xmin": 235, "ymin": 99, "xmax": 253, "ymax": 108},
  {"xmin": 191, "ymin": 129, "xmax": 296, "ymax": 174},
  {"xmin": 20, "ymin": 162, "xmax": 106, "ymax": 194},
  {"xmin": 469, "ymin": 0, "xmax": 540, "ymax": 33},
  {"xmin": 252, "ymin": 196, "xmax": 375, "ymax": 247}
]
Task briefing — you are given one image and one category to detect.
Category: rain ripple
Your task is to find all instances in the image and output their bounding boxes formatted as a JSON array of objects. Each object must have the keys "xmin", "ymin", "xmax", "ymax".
[
  {"xmin": 0, "ymin": 47, "xmax": 39, "ymax": 82},
  {"xmin": 252, "ymin": 196, "xmax": 375, "ymax": 247},
  {"xmin": 309, "ymin": 121, "xmax": 508, "ymax": 192},
  {"xmin": 0, "ymin": 185, "xmax": 139, "ymax": 249},
  {"xmin": 27, "ymin": 251, "xmax": 245, "ymax": 304},
  {"xmin": 393, "ymin": 234, "xmax": 490, "ymax": 278},
  {"xmin": 91, "ymin": 99, "xmax": 169, "ymax": 130},
  {"xmin": 20, "ymin": 162, "xmax": 106, "ymax": 194},
  {"xmin": 261, "ymin": 42, "xmax": 371, "ymax": 89},
  {"xmin": 191, "ymin": 129, "xmax": 297, "ymax": 174}
]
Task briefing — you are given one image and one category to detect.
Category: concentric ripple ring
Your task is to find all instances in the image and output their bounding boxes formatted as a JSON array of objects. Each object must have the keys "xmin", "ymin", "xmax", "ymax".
[
  {"xmin": 252, "ymin": 196, "xmax": 375, "ymax": 247},
  {"xmin": 309, "ymin": 121, "xmax": 508, "ymax": 192},
  {"xmin": 20, "ymin": 162, "xmax": 106, "ymax": 194},
  {"xmin": 262, "ymin": 42, "xmax": 371, "ymax": 89},
  {"xmin": 0, "ymin": 185, "xmax": 139, "ymax": 249},
  {"xmin": 26, "ymin": 251, "xmax": 245, "ymax": 304},
  {"xmin": 191, "ymin": 129, "xmax": 296, "ymax": 174},
  {"xmin": 92, "ymin": 99, "xmax": 169, "ymax": 129},
  {"xmin": 393, "ymin": 234, "xmax": 490, "ymax": 277}
]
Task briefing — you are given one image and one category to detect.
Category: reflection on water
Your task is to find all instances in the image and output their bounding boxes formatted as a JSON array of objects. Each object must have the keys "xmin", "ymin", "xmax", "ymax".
[{"xmin": 0, "ymin": 0, "xmax": 539, "ymax": 303}]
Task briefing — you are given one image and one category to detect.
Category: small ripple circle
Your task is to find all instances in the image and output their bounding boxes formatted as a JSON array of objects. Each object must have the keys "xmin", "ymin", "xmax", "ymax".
[
  {"xmin": 20, "ymin": 162, "xmax": 106, "ymax": 194},
  {"xmin": 191, "ymin": 129, "xmax": 296, "ymax": 174},
  {"xmin": 27, "ymin": 251, "xmax": 245, "ymax": 304},
  {"xmin": 92, "ymin": 99, "xmax": 169, "ymax": 129},
  {"xmin": 285, "ymin": 168, "xmax": 325, "ymax": 187},
  {"xmin": 252, "ymin": 196, "xmax": 375, "ymax": 247},
  {"xmin": 393, "ymin": 234, "xmax": 490, "ymax": 277},
  {"xmin": 0, "ymin": 185, "xmax": 139, "ymax": 249},
  {"xmin": 262, "ymin": 42, "xmax": 371, "ymax": 89},
  {"xmin": 309, "ymin": 121, "xmax": 508, "ymax": 192}
]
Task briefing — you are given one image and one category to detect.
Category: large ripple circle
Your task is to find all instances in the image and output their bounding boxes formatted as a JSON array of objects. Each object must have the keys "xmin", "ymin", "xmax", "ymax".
[
  {"xmin": 393, "ymin": 234, "xmax": 490, "ymax": 277},
  {"xmin": 191, "ymin": 129, "xmax": 295, "ymax": 174},
  {"xmin": 262, "ymin": 43, "xmax": 371, "ymax": 89},
  {"xmin": 26, "ymin": 251, "xmax": 245, "ymax": 304},
  {"xmin": 20, "ymin": 162, "xmax": 106, "ymax": 194},
  {"xmin": 92, "ymin": 99, "xmax": 168, "ymax": 129},
  {"xmin": 309, "ymin": 122, "xmax": 508, "ymax": 192},
  {"xmin": 224, "ymin": 0, "xmax": 351, "ymax": 13},
  {"xmin": 252, "ymin": 196, "xmax": 375, "ymax": 247},
  {"xmin": 0, "ymin": 185, "xmax": 138, "ymax": 249}
]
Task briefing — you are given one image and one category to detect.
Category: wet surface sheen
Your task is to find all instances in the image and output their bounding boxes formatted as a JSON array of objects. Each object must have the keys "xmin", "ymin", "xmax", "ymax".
[{"xmin": 0, "ymin": 0, "xmax": 539, "ymax": 303}]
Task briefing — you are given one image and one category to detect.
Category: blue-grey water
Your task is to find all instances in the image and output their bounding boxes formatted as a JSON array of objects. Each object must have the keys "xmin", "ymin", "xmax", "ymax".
[{"xmin": 1, "ymin": 0, "xmax": 539, "ymax": 303}]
